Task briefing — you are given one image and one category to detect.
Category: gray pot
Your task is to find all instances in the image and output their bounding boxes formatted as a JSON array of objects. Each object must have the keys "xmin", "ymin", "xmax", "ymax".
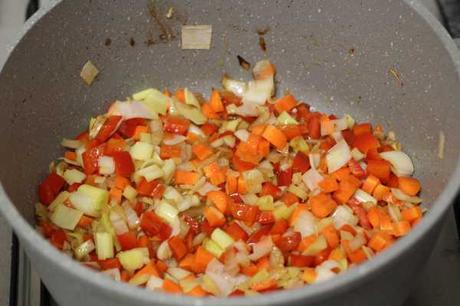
[{"xmin": 1, "ymin": 0, "xmax": 459, "ymax": 305}]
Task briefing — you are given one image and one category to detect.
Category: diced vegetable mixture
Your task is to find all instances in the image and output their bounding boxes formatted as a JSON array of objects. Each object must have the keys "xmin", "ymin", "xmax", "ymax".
[{"xmin": 36, "ymin": 59, "xmax": 423, "ymax": 297}]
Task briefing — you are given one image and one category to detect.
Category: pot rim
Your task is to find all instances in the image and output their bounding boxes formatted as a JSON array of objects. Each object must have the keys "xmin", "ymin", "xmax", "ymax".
[{"xmin": 1, "ymin": 0, "xmax": 459, "ymax": 305}]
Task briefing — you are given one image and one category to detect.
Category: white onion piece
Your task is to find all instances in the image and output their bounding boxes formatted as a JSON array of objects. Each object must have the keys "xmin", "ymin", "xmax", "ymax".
[
  {"xmin": 332, "ymin": 118, "xmax": 348, "ymax": 132},
  {"xmin": 253, "ymin": 59, "xmax": 275, "ymax": 80},
  {"xmin": 351, "ymin": 148, "xmax": 365, "ymax": 161},
  {"xmin": 122, "ymin": 202, "xmax": 140, "ymax": 229},
  {"xmin": 380, "ymin": 151, "xmax": 414, "ymax": 176},
  {"xmin": 326, "ymin": 140, "xmax": 351, "ymax": 173},
  {"xmin": 302, "ymin": 167, "xmax": 324, "ymax": 191},
  {"xmin": 222, "ymin": 75, "xmax": 247, "ymax": 96},
  {"xmin": 109, "ymin": 211, "xmax": 129, "ymax": 235},
  {"xmin": 309, "ymin": 153, "xmax": 321, "ymax": 169},
  {"xmin": 146, "ymin": 276, "xmax": 163, "ymax": 291},
  {"xmin": 248, "ymin": 236, "xmax": 273, "ymax": 261},
  {"xmin": 98, "ymin": 156, "xmax": 115, "ymax": 175},
  {"xmin": 293, "ymin": 211, "xmax": 316, "ymax": 237},
  {"xmin": 156, "ymin": 240, "xmax": 172, "ymax": 260},
  {"xmin": 391, "ymin": 188, "xmax": 423, "ymax": 203},
  {"xmin": 102, "ymin": 268, "xmax": 121, "ymax": 281},
  {"xmin": 348, "ymin": 234, "xmax": 366, "ymax": 251},
  {"xmin": 242, "ymin": 78, "xmax": 273, "ymax": 105},
  {"xmin": 168, "ymin": 267, "xmax": 191, "ymax": 280},
  {"xmin": 315, "ymin": 267, "xmax": 336, "ymax": 283},
  {"xmin": 353, "ymin": 189, "xmax": 377, "ymax": 205},
  {"xmin": 206, "ymin": 258, "xmax": 247, "ymax": 296},
  {"xmin": 108, "ymin": 101, "xmax": 154, "ymax": 119},
  {"xmin": 331, "ymin": 131, "xmax": 344, "ymax": 143},
  {"xmin": 197, "ymin": 182, "xmax": 220, "ymax": 196},
  {"xmin": 188, "ymin": 124, "xmax": 205, "ymax": 138},
  {"xmin": 332, "ymin": 205, "xmax": 358, "ymax": 228},
  {"xmin": 163, "ymin": 135, "xmax": 186, "ymax": 145},
  {"xmin": 234, "ymin": 103, "xmax": 259, "ymax": 117}
]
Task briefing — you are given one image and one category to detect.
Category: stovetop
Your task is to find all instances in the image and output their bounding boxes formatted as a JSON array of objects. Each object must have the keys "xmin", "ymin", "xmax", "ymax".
[{"xmin": 1, "ymin": 0, "xmax": 460, "ymax": 305}]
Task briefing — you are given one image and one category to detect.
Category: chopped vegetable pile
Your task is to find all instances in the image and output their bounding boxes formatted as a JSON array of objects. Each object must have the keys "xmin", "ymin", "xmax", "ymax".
[{"xmin": 36, "ymin": 59, "xmax": 424, "ymax": 297}]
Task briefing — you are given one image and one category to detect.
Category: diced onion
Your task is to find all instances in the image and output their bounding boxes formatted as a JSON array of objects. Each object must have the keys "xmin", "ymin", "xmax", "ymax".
[
  {"xmin": 61, "ymin": 138, "xmax": 83, "ymax": 149},
  {"xmin": 248, "ymin": 236, "xmax": 273, "ymax": 260},
  {"xmin": 137, "ymin": 165, "xmax": 164, "ymax": 182},
  {"xmin": 242, "ymin": 78, "xmax": 273, "ymax": 105},
  {"xmin": 168, "ymin": 267, "xmax": 191, "ymax": 280},
  {"xmin": 95, "ymin": 232, "xmax": 114, "ymax": 260},
  {"xmin": 130, "ymin": 141, "xmax": 154, "ymax": 161},
  {"xmin": 102, "ymin": 268, "xmax": 121, "ymax": 281},
  {"xmin": 157, "ymin": 240, "xmax": 172, "ymax": 260},
  {"xmin": 122, "ymin": 202, "xmax": 140, "ymax": 229},
  {"xmin": 63, "ymin": 169, "xmax": 86, "ymax": 185},
  {"xmin": 351, "ymin": 148, "xmax": 365, "ymax": 161},
  {"xmin": 197, "ymin": 182, "xmax": 220, "ymax": 196},
  {"xmin": 80, "ymin": 60, "xmax": 99, "ymax": 85},
  {"xmin": 326, "ymin": 140, "xmax": 351, "ymax": 173},
  {"xmin": 242, "ymin": 169, "xmax": 264, "ymax": 193},
  {"xmin": 391, "ymin": 188, "xmax": 423, "ymax": 203},
  {"xmin": 380, "ymin": 151, "xmax": 414, "ymax": 176},
  {"xmin": 75, "ymin": 239, "xmax": 95, "ymax": 259},
  {"xmin": 302, "ymin": 167, "xmax": 323, "ymax": 191},
  {"xmin": 146, "ymin": 276, "xmax": 164, "ymax": 291},
  {"xmin": 163, "ymin": 135, "xmax": 186, "ymax": 145},
  {"xmin": 293, "ymin": 211, "xmax": 316, "ymax": 237},
  {"xmin": 50, "ymin": 204, "xmax": 83, "ymax": 230},
  {"xmin": 108, "ymin": 101, "xmax": 155, "ymax": 120},
  {"xmin": 234, "ymin": 129, "xmax": 250, "ymax": 142},
  {"xmin": 109, "ymin": 211, "xmax": 129, "ymax": 235},
  {"xmin": 332, "ymin": 118, "xmax": 348, "ymax": 131},
  {"xmin": 181, "ymin": 25, "xmax": 212, "ymax": 50},
  {"xmin": 174, "ymin": 100, "xmax": 207, "ymax": 125},
  {"xmin": 332, "ymin": 205, "xmax": 358, "ymax": 228},
  {"xmin": 184, "ymin": 88, "xmax": 201, "ymax": 108},
  {"xmin": 222, "ymin": 75, "xmax": 247, "ymax": 96},
  {"xmin": 309, "ymin": 153, "xmax": 320, "ymax": 169},
  {"xmin": 98, "ymin": 156, "xmax": 115, "ymax": 175},
  {"xmin": 211, "ymin": 228, "xmax": 235, "ymax": 250},
  {"xmin": 353, "ymin": 189, "xmax": 377, "ymax": 205},
  {"xmin": 206, "ymin": 258, "xmax": 247, "ymax": 296},
  {"xmin": 117, "ymin": 247, "xmax": 149, "ymax": 271}
]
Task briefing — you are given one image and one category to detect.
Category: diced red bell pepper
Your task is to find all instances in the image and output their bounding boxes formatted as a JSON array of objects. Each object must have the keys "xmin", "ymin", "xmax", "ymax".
[
  {"xmin": 224, "ymin": 221, "xmax": 248, "ymax": 241},
  {"xmin": 183, "ymin": 215, "xmax": 200, "ymax": 234},
  {"xmin": 280, "ymin": 125, "xmax": 302, "ymax": 141},
  {"xmin": 98, "ymin": 258, "xmax": 121, "ymax": 270},
  {"xmin": 342, "ymin": 129, "xmax": 354, "ymax": 147},
  {"xmin": 247, "ymin": 225, "xmax": 271, "ymax": 243},
  {"xmin": 50, "ymin": 229, "xmax": 67, "ymax": 249},
  {"xmin": 133, "ymin": 202, "xmax": 144, "ymax": 217},
  {"xmin": 117, "ymin": 231, "xmax": 138, "ymax": 251},
  {"xmin": 277, "ymin": 167, "xmax": 293, "ymax": 187},
  {"xmin": 163, "ymin": 116, "xmax": 190, "ymax": 135},
  {"xmin": 289, "ymin": 254, "xmax": 315, "ymax": 267},
  {"xmin": 232, "ymin": 155, "xmax": 256, "ymax": 172},
  {"xmin": 112, "ymin": 151, "xmax": 135, "ymax": 177},
  {"xmin": 276, "ymin": 232, "xmax": 301, "ymax": 252},
  {"xmin": 118, "ymin": 118, "xmax": 145, "ymax": 138},
  {"xmin": 257, "ymin": 211, "xmax": 275, "ymax": 225},
  {"xmin": 307, "ymin": 115, "xmax": 321, "ymax": 139},
  {"xmin": 292, "ymin": 152, "xmax": 310, "ymax": 173},
  {"xmin": 229, "ymin": 201, "xmax": 259, "ymax": 224},
  {"xmin": 168, "ymin": 236, "xmax": 188, "ymax": 261},
  {"xmin": 201, "ymin": 219, "xmax": 215, "ymax": 235},
  {"xmin": 95, "ymin": 115, "xmax": 122, "ymax": 143},
  {"xmin": 366, "ymin": 159, "xmax": 391, "ymax": 182},
  {"xmin": 260, "ymin": 182, "xmax": 282, "ymax": 199},
  {"xmin": 140, "ymin": 211, "xmax": 171, "ymax": 240},
  {"xmin": 38, "ymin": 172, "xmax": 66, "ymax": 205},
  {"xmin": 82, "ymin": 144, "xmax": 105, "ymax": 174},
  {"xmin": 200, "ymin": 122, "xmax": 219, "ymax": 136},
  {"xmin": 353, "ymin": 132, "xmax": 379, "ymax": 154},
  {"xmin": 348, "ymin": 159, "xmax": 366, "ymax": 179},
  {"xmin": 314, "ymin": 248, "xmax": 332, "ymax": 265},
  {"xmin": 353, "ymin": 123, "xmax": 372, "ymax": 136},
  {"xmin": 295, "ymin": 104, "xmax": 311, "ymax": 122},
  {"xmin": 136, "ymin": 178, "xmax": 165, "ymax": 198},
  {"xmin": 270, "ymin": 219, "xmax": 289, "ymax": 235},
  {"xmin": 347, "ymin": 198, "xmax": 372, "ymax": 230}
]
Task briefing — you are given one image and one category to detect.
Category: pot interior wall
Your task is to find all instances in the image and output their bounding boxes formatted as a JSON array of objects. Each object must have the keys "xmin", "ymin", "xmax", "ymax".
[{"xmin": 0, "ymin": 0, "xmax": 459, "ymax": 226}]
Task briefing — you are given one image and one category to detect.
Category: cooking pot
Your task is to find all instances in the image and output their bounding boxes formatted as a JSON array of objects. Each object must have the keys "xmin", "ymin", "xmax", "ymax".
[{"xmin": 1, "ymin": 0, "xmax": 459, "ymax": 305}]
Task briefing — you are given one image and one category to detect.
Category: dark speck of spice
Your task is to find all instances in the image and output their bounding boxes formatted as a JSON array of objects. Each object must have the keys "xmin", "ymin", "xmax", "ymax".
[
  {"xmin": 104, "ymin": 38, "xmax": 112, "ymax": 46},
  {"xmin": 129, "ymin": 37, "xmax": 136, "ymax": 47},
  {"xmin": 348, "ymin": 47, "xmax": 355, "ymax": 55},
  {"xmin": 256, "ymin": 26, "xmax": 269, "ymax": 52},
  {"xmin": 237, "ymin": 55, "xmax": 251, "ymax": 71}
]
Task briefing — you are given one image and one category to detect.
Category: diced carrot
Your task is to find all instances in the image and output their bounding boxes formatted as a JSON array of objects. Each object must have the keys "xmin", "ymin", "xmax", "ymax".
[
  {"xmin": 187, "ymin": 286, "xmax": 207, "ymax": 297},
  {"xmin": 174, "ymin": 170, "xmax": 199, "ymax": 185},
  {"xmin": 398, "ymin": 176, "xmax": 421, "ymax": 196},
  {"xmin": 241, "ymin": 264, "xmax": 258, "ymax": 276},
  {"xmin": 262, "ymin": 125, "xmax": 287, "ymax": 149},
  {"xmin": 256, "ymin": 256, "xmax": 270, "ymax": 270},
  {"xmin": 401, "ymin": 206, "xmax": 422, "ymax": 223},
  {"xmin": 203, "ymin": 161, "xmax": 226, "ymax": 185},
  {"xmin": 352, "ymin": 123, "xmax": 372, "ymax": 136},
  {"xmin": 175, "ymin": 88, "xmax": 186, "ymax": 103},
  {"xmin": 64, "ymin": 151, "xmax": 76, "ymax": 161},
  {"xmin": 297, "ymin": 235, "xmax": 316, "ymax": 252},
  {"xmin": 237, "ymin": 176, "xmax": 247, "ymax": 194},
  {"xmin": 232, "ymin": 154, "xmax": 256, "ymax": 172},
  {"xmin": 209, "ymin": 90, "xmax": 224, "ymax": 113},
  {"xmin": 331, "ymin": 167, "xmax": 351, "ymax": 182},
  {"xmin": 367, "ymin": 206, "xmax": 381, "ymax": 229},
  {"xmin": 226, "ymin": 173, "xmax": 238, "ymax": 194},
  {"xmin": 302, "ymin": 268, "xmax": 317, "ymax": 284},
  {"xmin": 168, "ymin": 236, "xmax": 188, "ymax": 261},
  {"xmin": 201, "ymin": 122, "xmax": 218, "ymax": 136},
  {"xmin": 136, "ymin": 235, "xmax": 149, "ymax": 248},
  {"xmin": 274, "ymin": 94, "xmax": 297, "ymax": 113},
  {"xmin": 179, "ymin": 253, "xmax": 195, "ymax": 271},
  {"xmin": 192, "ymin": 143, "xmax": 213, "ymax": 161},
  {"xmin": 163, "ymin": 88, "xmax": 171, "ymax": 97},
  {"xmin": 372, "ymin": 184, "xmax": 390, "ymax": 201},
  {"xmin": 347, "ymin": 248, "xmax": 367, "ymax": 264},
  {"xmin": 105, "ymin": 138, "xmax": 126, "ymax": 156},
  {"xmin": 202, "ymin": 103, "xmax": 219, "ymax": 119},
  {"xmin": 366, "ymin": 159, "xmax": 391, "ymax": 182},
  {"xmin": 120, "ymin": 270, "xmax": 130, "ymax": 282},
  {"xmin": 362, "ymin": 175, "xmax": 380, "ymax": 194},
  {"xmin": 193, "ymin": 246, "xmax": 214, "ymax": 273},
  {"xmin": 310, "ymin": 193, "xmax": 337, "ymax": 218},
  {"xmin": 132, "ymin": 125, "xmax": 149, "ymax": 140},
  {"xmin": 77, "ymin": 215, "xmax": 93, "ymax": 228},
  {"xmin": 333, "ymin": 178, "xmax": 359, "ymax": 204},
  {"xmin": 328, "ymin": 247, "xmax": 345, "ymax": 261},
  {"xmin": 156, "ymin": 260, "xmax": 168, "ymax": 274},
  {"xmin": 322, "ymin": 224, "xmax": 339, "ymax": 248},
  {"xmin": 132, "ymin": 261, "xmax": 159, "ymax": 279},
  {"xmin": 203, "ymin": 206, "xmax": 225, "ymax": 227},
  {"xmin": 162, "ymin": 279, "xmax": 182, "ymax": 293},
  {"xmin": 207, "ymin": 190, "xmax": 228, "ymax": 213},
  {"xmin": 368, "ymin": 232, "xmax": 393, "ymax": 252},
  {"xmin": 320, "ymin": 116, "xmax": 335, "ymax": 136},
  {"xmin": 251, "ymin": 124, "xmax": 267, "ymax": 136},
  {"xmin": 318, "ymin": 176, "xmax": 339, "ymax": 193},
  {"xmin": 109, "ymin": 187, "xmax": 123, "ymax": 203},
  {"xmin": 251, "ymin": 278, "xmax": 277, "ymax": 292},
  {"xmin": 114, "ymin": 175, "xmax": 130, "ymax": 190},
  {"xmin": 353, "ymin": 132, "xmax": 379, "ymax": 154},
  {"xmin": 160, "ymin": 144, "xmax": 182, "ymax": 159},
  {"xmin": 289, "ymin": 204, "xmax": 309, "ymax": 225},
  {"xmin": 281, "ymin": 192, "xmax": 299, "ymax": 206},
  {"xmin": 393, "ymin": 220, "xmax": 411, "ymax": 237}
]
